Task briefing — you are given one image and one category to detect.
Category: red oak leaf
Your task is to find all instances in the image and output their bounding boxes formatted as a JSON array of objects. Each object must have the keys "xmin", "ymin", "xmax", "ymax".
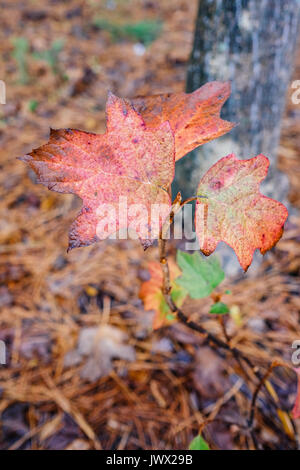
[
  {"xmin": 20, "ymin": 93, "xmax": 175, "ymax": 250},
  {"xmin": 139, "ymin": 261, "xmax": 186, "ymax": 330},
  {"xmin": 292, "ymin": 368, "xmax": 300, "ymax": 420},
  {"xmin": 130, "ymin": 81, "xmax": 234, "ymax": 161},
  {"xmin": 195, "ymin": 154, "xmax": 288, "ymax": 271}
]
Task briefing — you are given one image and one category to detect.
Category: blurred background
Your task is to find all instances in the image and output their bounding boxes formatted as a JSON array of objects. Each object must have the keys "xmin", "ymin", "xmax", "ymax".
[{"xmin": 0, "ymin": 0, "xmax": 300, "ymax": 450}]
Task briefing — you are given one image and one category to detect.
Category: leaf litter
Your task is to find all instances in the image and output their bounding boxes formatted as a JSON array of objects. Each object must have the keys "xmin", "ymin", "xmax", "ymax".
[{"xmin": 0, "ymin": 0, "xmax": 299, "ymax": 450}]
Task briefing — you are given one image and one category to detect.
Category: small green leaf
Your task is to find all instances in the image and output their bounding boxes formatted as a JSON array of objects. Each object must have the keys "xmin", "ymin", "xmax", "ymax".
[
  {"xmin": 157, "ymin": 280, "xmax": 187, "ymax": 326},
  {"xmin": 189, "ymin": 435, "xmax": 210, "ymax": 450},
  {"xmin": 176, "ymin": 251, "xmax": 225, "ymax": 299},
  {"xmin": 28, "ymin": 99, "xmax": 38, "ymax": 112},
  {"xmin": 171, "ymin": 280, "xmax": 187, "ymax": 306},
  {"xmin": 209, "ymin": 302, "xmax": 229, "ymax": 314},
  {"xmin": 123, "ymin": 21, "xmax": 162, "ymax": 45},
  {"xmin": 158, "ymin": 295, "xmax": 170, "ymax": 317},
  {"xmin": 92, "ymin": 19, "xmax": 162, "ymax": 45},
  {"xmin": 166, "ymin": 313, "xmax": 176, "ymax": 321}
]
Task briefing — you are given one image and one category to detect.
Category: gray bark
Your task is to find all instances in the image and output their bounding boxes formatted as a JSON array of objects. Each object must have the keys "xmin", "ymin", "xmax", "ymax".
[{"xmin": 174, "ymin": 0, "xmax": 300, "ymax": 275}]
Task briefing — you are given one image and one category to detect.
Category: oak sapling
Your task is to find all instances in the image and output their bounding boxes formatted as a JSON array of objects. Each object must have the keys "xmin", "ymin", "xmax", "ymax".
[{"xmin": 20, "ymin": 81, "xmax": 294, "ymax": 437}]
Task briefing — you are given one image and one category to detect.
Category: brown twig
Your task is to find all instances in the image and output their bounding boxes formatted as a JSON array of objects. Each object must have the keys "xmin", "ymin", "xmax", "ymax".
[
  {"xmin": 218, "ymin": 315, "xmax": 253, "ymax": 382},
  {"xmin": 246, "ymin": 361, "xmax": 280, "ymax": 449},
  {"xmin": 158, "ymin": 215, "xmax": 259, "ymax": 373},
  {"xmin": 248, "ymin": 360, "xmax": 280, "ymax": 430},
  {"xmin": 158, "ymin": 195, "xmax": 298, "ymax": 449},
  {"xmin": 157, "ymin": 197, "xmax": 286, "ymax": 443}
]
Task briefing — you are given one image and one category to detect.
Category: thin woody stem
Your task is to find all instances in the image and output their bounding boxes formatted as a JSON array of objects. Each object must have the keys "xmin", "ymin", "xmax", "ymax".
[
  {"xmin": 247, "ymin": 360, "xmax": 280, "ymax": 449},
  {"xmin": 158, "ymin": 203, "xmax": 258, "ymax": 371},
  {"xmin": 218, "ymin": 315, "xmax": 253, "ymax": 382},
  {"xmin": 248, "ymin": 360, "xmax": 280, "ymax": 430},
  {"xmin": 157, "ymin": 194, "xmax": 294, "ymax": 446},
  {"xmin": 180, "ymin": 195, "xmax": 208, "ymax": 206},
  {"xmin": 157, "ymin": 196, "xmax": 281, "ymax": 379},
  {"xmin": 158, "ymin": 192, "xmax": 182, "ymax": 297}
]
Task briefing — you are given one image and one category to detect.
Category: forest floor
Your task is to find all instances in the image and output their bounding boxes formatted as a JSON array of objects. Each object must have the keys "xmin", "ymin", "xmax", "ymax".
[{"xmin": 0, "ymin": 0, "xmax": 300, "ymax": 450}]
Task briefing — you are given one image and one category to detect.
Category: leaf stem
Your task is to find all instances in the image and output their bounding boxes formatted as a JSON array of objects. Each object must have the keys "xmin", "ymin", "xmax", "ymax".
[
  {"xmin": 158, "ymin": 211, "xmax": 258, "ymax": 370},
  {"xmin": 180, "ymin": 195, "xmax": 208, "ymax": 207}
]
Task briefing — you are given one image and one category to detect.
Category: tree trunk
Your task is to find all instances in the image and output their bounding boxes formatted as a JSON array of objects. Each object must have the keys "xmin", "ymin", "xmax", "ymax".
[
  {"xmin": 174, "ymin": 0, "xmax": 299, "ymax": 205},
  {"xmin": 174, "ymin": 0, "xmax": 300, "ymax": 275}
]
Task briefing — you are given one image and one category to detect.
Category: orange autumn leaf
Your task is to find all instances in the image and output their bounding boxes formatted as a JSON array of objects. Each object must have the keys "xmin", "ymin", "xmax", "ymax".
[
  {"xmin": 20, "ymin": 93, "xmax": 175, "ymax": 250},
  {"xmin": 195, "ymin": 154, "xmax": 288, "ymax": 271},
  {"xmin": 292, "ymin": 368, "xmax": 300, "ymax": 420},
  {"xmin": 139, "ymin": 261, "xmax": 186, "ymax": 330},
  {"xmin": 130, "ymin": 81, "xmax": 234, "ymax": 161}
]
